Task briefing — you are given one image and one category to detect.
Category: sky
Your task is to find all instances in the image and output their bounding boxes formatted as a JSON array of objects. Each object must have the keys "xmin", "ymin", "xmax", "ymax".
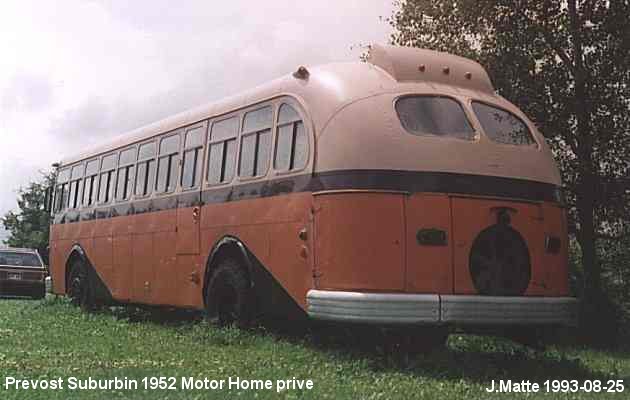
[{"xmin": 0, "ymin": 0, "xmax": 395, "ymax": 242}]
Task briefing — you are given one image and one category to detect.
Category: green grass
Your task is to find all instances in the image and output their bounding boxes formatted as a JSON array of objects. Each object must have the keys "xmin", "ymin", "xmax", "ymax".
[{"xmin": 0, "ymin": 297, "xmax": 628, "ymax": 399}]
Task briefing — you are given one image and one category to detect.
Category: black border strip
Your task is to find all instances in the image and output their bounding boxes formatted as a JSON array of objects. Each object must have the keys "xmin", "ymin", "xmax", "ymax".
[{"xmin": 52, "ymin": 170, "xmax": 561, "ymax": 224}]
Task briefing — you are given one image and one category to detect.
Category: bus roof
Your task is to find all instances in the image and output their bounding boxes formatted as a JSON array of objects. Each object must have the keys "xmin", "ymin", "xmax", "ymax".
[{"xmin": 58, "ymin": 45, "xmax": 499, "ymax": 166}]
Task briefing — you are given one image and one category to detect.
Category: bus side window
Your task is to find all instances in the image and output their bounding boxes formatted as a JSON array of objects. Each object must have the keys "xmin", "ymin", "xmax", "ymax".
[
  {"xmin": 82, "ymin": 159, "xmax": 99, "ymax": 207},
  {"xmin": 155, "ymin": 133, "xmax": 181, "ymax": 194},
  {"xmin": 98, "ymin": 153, "xmax": 118, "ymax": 204},
  {"xmin": 54, "ymin": 168, "xmax": 71, "ymax": 212},
  {"xmin": 135, "ymin": 141, "xmax": 157, "ymax": 197},
  {"xmin": 239, "ymin": 106, "xmax": 272, "ymax": 178},
  {"xmin": 181, "ymin": 125, "xmax": 206, "ymax": 189},
  {"xmin": 207, "ymin": 117, "xmax": 238, "ymax": 185},
  {"xmin": 274, "ymin": 103, "xmax": 307, "ymax": 172},
  {"xmin": 68, "ymin": 163, "xmax": 84, "ymax": 209},
  {"xmin": 115, "ymin": 147, "xmax": 137, "ymax": 201}
]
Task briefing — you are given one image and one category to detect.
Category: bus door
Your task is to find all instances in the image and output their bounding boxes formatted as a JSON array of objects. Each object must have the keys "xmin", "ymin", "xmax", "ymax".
[
  {"xmin": 176, "ymin": 122, "xmax": 207, "ymax": 256},
  {"xmin": 404, "ymin": 193, "xmax": 453, "ymax": 294},
  {"xmin": 176, "ymin": 195, "xmax": 201, "ymax": 255},
  {"xmin": 174, "ymin": 123, "xmax": 207, "ymax": 306}
]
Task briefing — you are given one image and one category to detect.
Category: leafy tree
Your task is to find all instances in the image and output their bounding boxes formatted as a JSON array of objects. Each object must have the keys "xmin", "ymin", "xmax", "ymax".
[
  {"xmin": 2, "ymin": 171, "xmax": 55, "ymax": 255},
  {"xmin": 388, "ymin": 0, "xmax": 630, "ymax": 334}
]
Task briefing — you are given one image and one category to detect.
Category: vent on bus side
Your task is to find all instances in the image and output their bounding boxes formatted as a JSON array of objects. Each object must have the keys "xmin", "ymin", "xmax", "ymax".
[{"xmin": 469, "ymin": 223, "xmax": 531, "ymax": 296}]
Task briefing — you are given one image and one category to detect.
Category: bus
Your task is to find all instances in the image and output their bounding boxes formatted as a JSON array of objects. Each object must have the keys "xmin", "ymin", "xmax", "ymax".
[{"xmin": 48, "ymin": 45, "xmax": 577, "ymax": 343}]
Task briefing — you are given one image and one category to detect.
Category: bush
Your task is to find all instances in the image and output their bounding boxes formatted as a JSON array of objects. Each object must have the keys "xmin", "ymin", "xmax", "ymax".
[{"xmin": 569, "ymin": 233, "xmax": 630, "ymax": 346}]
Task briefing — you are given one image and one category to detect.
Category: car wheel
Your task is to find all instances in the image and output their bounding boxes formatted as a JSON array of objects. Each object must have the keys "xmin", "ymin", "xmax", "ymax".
[
  {"xmin": 32, "ymin": 285, "xmax": 45, "ymax": 300},
  {"xmin": 68, "ymin": 259, "xmax": 94, "ymax": 311},
  {"xmin": 206, "ymin": 258, "xmax": 251, "ymax": 328}
]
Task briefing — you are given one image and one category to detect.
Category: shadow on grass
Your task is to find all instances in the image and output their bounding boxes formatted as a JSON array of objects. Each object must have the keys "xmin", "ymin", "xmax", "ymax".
[
  {"xmin": 260, "ymin": 320, "xmax": 621, "ymax": 384},
  {"xmin": 295, "ymin": 323, "xmax": 622, "ymax": 383},
  {"xmin": 43, "ymin": 297, "xmax": 623, "ymax": 383},
  {"xmin": 106, "ymin": 305, "xmax": 205, "ymax": 326}
]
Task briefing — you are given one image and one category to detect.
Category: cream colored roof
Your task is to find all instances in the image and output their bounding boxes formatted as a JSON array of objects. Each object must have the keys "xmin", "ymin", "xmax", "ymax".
[
  {"xmin": 59, "ymin": 58, "xmax": 398, "ymax": 165},
  {"xmin": 57, "ymin": 45, "xmax": 560, "ymax": 186},
  {"xmin": 59, "ymin": 45, "xmax": 499, "ymax": 165}
]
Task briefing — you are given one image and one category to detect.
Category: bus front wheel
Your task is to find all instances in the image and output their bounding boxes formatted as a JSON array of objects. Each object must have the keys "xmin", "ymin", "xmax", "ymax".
[
  {"xmin": 205, "ymin": 258, "xmax": 252, "ymax": 328},
  {"xmin": 68, "ymin": 259, "xmax": 94, "ymax": 311}
]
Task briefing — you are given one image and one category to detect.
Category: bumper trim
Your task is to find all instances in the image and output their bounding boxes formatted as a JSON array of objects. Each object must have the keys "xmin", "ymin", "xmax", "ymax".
[
  {"xmin": 306, "ymin": 290, "xmax": 578, "ymax": 327},
  {"xmin": 306, "ymin": 290, "xmax": 439, "ymax": 324},
  {"xmin": 441, "ymin": 295, "xmax": 578, "ymax": 326}
]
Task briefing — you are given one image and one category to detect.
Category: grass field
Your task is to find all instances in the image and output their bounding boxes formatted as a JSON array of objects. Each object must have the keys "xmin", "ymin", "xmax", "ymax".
[{"xmin": 0, "ymin": 296, "xmax": 628, "ymax": 399}]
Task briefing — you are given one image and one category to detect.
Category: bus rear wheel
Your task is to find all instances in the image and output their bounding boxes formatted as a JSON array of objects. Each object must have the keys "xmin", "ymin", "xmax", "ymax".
[
  {"xmin": 385, "ymin": 327, "xmax": 448, "ymax": 354},
  {"xmin": 68, "ymin": 259, "xmax": 94, "ymax": 311},
  {"xmin": 206, "ymin": 258, "xmax": 252, "ymax": 328}
]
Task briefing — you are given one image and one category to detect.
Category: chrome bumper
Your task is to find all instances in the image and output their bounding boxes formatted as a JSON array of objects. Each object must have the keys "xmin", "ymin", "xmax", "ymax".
[{"xmin": 306, "ymin": 290, "xmax": 578, "ymax": 327}]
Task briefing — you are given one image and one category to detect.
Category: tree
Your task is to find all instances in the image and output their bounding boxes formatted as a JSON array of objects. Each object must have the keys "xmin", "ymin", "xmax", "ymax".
[
  {"xmin": 2, "ymin": 171, "xmax": 55, "ymax": 254},
  {"xmin": 388, "ymin": 0, "xmax": 630, "ymax": 328}
]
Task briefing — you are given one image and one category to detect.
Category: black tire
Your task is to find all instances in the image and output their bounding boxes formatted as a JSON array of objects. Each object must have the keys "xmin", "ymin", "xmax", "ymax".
[
  {"xmin": 67, "ymin": 259, "xmax": 94, "ymax": 311},
  {"xmin": 397, "ymin": 327, "xmax": 449, "ymax": 354},
  {"xmin": 31, "ymin": 285, "xmax": 45, "ymax": 300},
  {"xmin": 205, "ymin": 258, "xmax": 252, "ymax": 328}
]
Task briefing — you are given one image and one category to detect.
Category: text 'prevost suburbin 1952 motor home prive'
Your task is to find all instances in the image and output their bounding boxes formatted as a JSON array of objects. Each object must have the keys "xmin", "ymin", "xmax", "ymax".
[{"xmin": 47, "ymin": 45, "xmax": 577, "ymax": 341}]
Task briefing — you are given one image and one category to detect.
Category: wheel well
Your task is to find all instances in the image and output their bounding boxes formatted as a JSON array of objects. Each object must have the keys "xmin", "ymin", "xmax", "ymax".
[
  {"xmin": 65, "ymin": 248, "xmax": 85, "ymax": 294},
  {"xmin": 203, "ymin": 239, "xmax": 252, "ymax": 307}
]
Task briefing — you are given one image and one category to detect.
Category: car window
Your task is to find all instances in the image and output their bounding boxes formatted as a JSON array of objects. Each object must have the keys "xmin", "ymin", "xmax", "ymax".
[{"xmin": 0, "ymin": 252, "xmax": 42, "ymax": 267}]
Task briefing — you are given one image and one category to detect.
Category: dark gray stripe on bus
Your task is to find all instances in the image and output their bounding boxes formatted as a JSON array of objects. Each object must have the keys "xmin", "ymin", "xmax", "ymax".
[{"xmin": 52, "ymin": 170, "xmax": 562, "ymax": 225}]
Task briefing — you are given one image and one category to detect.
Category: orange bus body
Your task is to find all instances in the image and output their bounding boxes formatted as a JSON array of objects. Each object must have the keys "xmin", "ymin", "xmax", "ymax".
[{"xmin": 49, "ymin": 45, "xmax": 577, "ymax": 328}]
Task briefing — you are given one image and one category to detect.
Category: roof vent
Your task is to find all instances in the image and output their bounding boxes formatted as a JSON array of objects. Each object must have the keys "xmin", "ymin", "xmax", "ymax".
[
  {"xmin": 292, "ymin": 66, "xmax": 310, "ymax": 80},
  {"xmin": 366, "ymin": 44, "xmax": 495, "ymax": 94}
]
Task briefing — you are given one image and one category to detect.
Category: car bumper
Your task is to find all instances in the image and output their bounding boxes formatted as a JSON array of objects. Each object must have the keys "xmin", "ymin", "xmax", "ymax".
[
  {"xmin": 0, "ymin": 279, "xmax": 45, "ymax": 297},
  {"xmin": 306, "ymin": 290, "xmax": 578, "ymax": 327}
]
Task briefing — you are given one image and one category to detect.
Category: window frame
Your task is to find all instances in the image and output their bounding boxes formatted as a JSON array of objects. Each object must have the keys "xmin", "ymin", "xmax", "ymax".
[
  {"xmin": 67, "ymin": 163, "xmax": 84, "ymax": 210},
  {"xmin": 114, "ymin": 145, "xmax": 137, "ymax": 203},
  {"xmin": 180, "ymin": 122, "xmax": 208, "ymax": 192},
  {"xmin": 81, "ymin": 158, "xmax": 100, "ymax": 208},
  {"xmin": 272, "ymin": 101, "xmax": 310, "ymax": 175},
  {"xmin": 469, "ymin": 99, "xmax": 540, "ymax": 148},
  {"xmin": 204, "ymin": 114, "xmax": 240, "ymax": 188},
  {"xmin": 133, "ymin": 139, "xmax": 158, "ymax": 199},
  {"xmin": 54, "ymin": 167, "xmax": 71, "ymax": 213},
  {"xmin": 237, "ymin": 105, "xmax": 273, "ymax": 181},
  {"xmin": 154, "ymin": 130, "xmax": 183, "ymax": 195},
  {"xmin": 394, "ymin": 94, "xmax": 478, "ymax": 141},
  {"xmin": 97, "ymin": 152, "xmax": 118, "ymax": 205}
]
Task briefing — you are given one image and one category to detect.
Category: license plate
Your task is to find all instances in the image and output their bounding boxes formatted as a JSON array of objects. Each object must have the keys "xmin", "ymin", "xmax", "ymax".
[{"xmin": 7, "ymin": 273, "xmax": 21, "ymax": 280}]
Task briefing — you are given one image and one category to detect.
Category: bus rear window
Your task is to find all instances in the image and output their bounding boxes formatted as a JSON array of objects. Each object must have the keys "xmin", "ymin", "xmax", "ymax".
[
  {"xmin": 472, "ymin": 102, "xmax": 536, "ymax": 146},
  {"xmin": 396, "ymin": 96, "xmax": 475, "ymax": 140}
]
